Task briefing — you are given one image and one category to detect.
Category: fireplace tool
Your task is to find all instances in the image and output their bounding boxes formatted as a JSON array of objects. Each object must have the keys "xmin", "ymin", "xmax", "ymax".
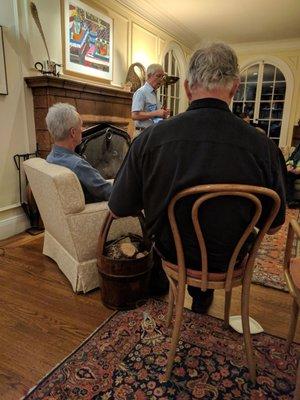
[
  {"xmin": 13, "ymin": 152, "xmax": 44, "ymax": 235},
  {"xmin": 76, "ymin": 123, "xmax": 131, "ymax": 179}
]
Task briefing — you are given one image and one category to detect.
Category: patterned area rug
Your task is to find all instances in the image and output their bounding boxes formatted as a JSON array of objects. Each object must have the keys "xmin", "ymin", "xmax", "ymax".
[
  {"xmin": 23, "ymin": 299, "xmax": 297, "ymax": 400},
  {"xmin": 252, "ymin": 208, "xmax": 300, "ymax": 291}
]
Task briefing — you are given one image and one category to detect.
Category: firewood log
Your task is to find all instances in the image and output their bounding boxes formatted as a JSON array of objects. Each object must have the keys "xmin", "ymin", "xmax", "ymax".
[{"xmin": 119, "ymin": 243, "xmax": 137, "ymax": 258}]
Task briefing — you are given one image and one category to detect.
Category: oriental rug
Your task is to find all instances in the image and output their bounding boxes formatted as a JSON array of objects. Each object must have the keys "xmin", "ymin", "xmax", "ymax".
[
  {"xmin": 252, "ymin": 208, "xmax": 300, "ymax": 291},
  {"xmin": 23, "ymin": 299, "xmax": 297, "ymax": 400}
]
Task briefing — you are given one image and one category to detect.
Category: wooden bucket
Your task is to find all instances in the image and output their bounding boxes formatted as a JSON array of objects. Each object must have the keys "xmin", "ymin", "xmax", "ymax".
[{"xmin": 97, "ymin": 212, "xmax": 153, "ymax": 310}]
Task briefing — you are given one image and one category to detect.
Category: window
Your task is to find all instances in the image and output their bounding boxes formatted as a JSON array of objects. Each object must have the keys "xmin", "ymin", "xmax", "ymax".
[
  {"xmin": 232, "ymin": 62, "xmax": 287, "ymax": 145},
  {"xmin": 159, "ymin": 50, "xmax": 180, "ymax": 116}
]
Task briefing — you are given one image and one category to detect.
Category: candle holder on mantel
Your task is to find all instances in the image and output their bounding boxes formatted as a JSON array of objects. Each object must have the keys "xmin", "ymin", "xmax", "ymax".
[{"xmin": 34, "ymin": 60, "xmax": 61, "ymax": 77}]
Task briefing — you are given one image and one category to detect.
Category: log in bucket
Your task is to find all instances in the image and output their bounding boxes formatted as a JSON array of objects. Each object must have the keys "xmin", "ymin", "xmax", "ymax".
[{"xmin": 97, "ymin": 211, "xmax": 153, "ymax": 310}]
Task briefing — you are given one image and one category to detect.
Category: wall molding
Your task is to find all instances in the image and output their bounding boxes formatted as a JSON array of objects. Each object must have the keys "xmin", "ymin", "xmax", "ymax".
[
  {"xmin": 0, "ymin": 202, "xmax": 21, "ymax": 212},
  {"xmin": 232, "ymin": 38, "xmax": 300, "ymax": 54},
  {"xmin": 0, "ymin": 210, "xmax": 29, "ymax": 240},
  {"xmin": 115, "ymin": 0, "xmax": 198, "ymax": 49}
]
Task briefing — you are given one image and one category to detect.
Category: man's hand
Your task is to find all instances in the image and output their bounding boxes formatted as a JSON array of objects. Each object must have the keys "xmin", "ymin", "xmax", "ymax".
[
  {"xmin": 132, "ymin": 108, "xmax": 170, "ymax": 121},
  {"xmin": 288, "ymin": 167, "xmax": 300, "ymax": 175},
  {"xmin": 156, "ymin": 108, "xmax": 170, "ymax": 119}
]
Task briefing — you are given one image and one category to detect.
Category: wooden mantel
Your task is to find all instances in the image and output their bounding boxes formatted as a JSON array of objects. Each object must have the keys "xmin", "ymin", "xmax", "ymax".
[{"xmin": 25, "ymin": 75, "xmax": 134, "ymax": 158}]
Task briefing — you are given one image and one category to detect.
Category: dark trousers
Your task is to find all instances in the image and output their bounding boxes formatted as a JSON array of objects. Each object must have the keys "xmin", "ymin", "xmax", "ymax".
[
  {"xmin": 148, "ymin": 248, "xmax": 169, "ymax": 295},
  {"xmin": 286, "ymin": 172, "xmax": 299, "ymax": 202}
]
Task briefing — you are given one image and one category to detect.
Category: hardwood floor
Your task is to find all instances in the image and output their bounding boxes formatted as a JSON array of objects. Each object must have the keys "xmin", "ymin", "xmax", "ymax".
[
  {"xmin": 0, "ymin": 232, "xmax": 299, "ymax": 399},
  {"xmin": 0, "ymin": 233, "xmax": 113, "ymax": 400}
]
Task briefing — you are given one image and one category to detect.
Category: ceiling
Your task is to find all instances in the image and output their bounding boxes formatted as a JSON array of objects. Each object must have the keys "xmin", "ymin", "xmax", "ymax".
[{"xmin": 118, "ymin": 0, "xmax": 300, "ymax": 49}]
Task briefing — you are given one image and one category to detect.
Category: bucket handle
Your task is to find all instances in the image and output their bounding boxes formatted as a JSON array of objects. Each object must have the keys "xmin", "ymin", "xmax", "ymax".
[{"xmin": 97, "ymin": 211, "xmax": 151, "ymax": 258}]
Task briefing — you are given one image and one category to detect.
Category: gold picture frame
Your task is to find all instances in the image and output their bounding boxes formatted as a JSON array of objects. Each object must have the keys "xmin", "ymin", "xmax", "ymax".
[
  {"xmin": 61, "ymin": 0, "xmax": 113, "ymax": 82},
  {"xmin": 0, "ymin": 26, "xmax": 8, "ymax": 95}
]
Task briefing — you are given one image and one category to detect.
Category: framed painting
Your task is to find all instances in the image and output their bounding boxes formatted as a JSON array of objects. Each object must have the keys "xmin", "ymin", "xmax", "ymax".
[
  {"xmin": 0, "ymin": 26, "xmax": 8, "ymax": 95},
  {"xmin": 61, "ymin": 0, "xmax": 113, "ymax": 81}
]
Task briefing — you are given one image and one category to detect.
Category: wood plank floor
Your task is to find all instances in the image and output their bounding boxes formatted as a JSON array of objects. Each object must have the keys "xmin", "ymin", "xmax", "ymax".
[{"xmin": 0, "ymin": 232, "xmax": 299, "ymax": 399}]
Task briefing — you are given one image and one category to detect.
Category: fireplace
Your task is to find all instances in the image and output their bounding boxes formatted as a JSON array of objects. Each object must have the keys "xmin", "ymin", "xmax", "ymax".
[
  {"xmin": 25, "ymin": 76, "xmax": 134, "ymax": 159},
  {"xmin": 76, "ymin": 122, "xmax": 131, "ymax": 179}
]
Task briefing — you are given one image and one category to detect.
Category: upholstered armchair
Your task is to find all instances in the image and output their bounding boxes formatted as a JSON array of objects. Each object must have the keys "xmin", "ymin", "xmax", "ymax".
[{"xmin": 23, "ymin": 158, "xmax": 141, "ymax": 293}]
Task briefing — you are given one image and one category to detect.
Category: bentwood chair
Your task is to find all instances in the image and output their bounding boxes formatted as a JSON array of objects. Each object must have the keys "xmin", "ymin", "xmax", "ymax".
[
  {"xmin": 162, "ymin": 184, "xmax": 281, "ymax": 383},
  {"xmin": 283, "ymin": 219, "xmax": 300, "ymax": 399}
]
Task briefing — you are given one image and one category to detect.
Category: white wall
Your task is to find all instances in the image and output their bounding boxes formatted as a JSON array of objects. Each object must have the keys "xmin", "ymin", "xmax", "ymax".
[{"xmin": 0, "ymin": 0, "xmax": 31, "ymax": 238}]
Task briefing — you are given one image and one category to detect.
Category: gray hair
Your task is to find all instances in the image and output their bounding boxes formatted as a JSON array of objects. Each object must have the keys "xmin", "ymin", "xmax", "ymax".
[
  {"xmin": 187, "ymin": 43, "xmax": 239, "ymax": 91},
  {"xmin": 147, "ymin": 63, "xmax": 164, "ymax": 77},
  {"xmin": 45, "ymin": 103, "xmax": 81, "ymax": 141}
]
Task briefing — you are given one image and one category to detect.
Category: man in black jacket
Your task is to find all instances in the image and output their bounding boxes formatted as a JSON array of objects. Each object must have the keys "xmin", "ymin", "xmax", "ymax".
[{"xmin": 109, "ymin": 43, "xmax": 286, "ymax": 313}]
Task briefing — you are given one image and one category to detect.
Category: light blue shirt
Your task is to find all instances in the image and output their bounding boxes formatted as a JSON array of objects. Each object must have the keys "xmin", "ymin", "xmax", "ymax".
[
  {"xmin": 47, "ymin": 145, "xmax": 112, "ymax": 203},
  {"xmin": 131, "ymin": 82, "xmax": 162, "ymax": 129}
]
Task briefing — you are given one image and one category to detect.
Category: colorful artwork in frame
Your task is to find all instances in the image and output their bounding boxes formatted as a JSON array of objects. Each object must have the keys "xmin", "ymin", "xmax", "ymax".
[
  {"xmin": 0, "ymin": 26, "xmax": 8, "ymax": 95},
  {"xmin": 62, "ymin": 0, "xmax": 113, "ymax": 81}
]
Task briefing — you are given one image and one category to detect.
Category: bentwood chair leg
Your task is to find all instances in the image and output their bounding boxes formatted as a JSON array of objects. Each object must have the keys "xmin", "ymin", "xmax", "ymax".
[
  {"xmin": 165, "ymin": 282, "xmax": 185, "ymax": 380},
  {"xmin": 166, "ymin": 278, "xmax": 176, "ymax": 328},
  {"xmin": 286, "ymin": 298, "xmax": 299, "ymax": 351},
  {"xmin": 294, "ymin": 352, "xmax": 300, "ymax": 400},
  {"xmin": 224, "ymin": 289, "xmax": 232, "ymax": 327},
  {"xmin": 241, "ymin": 283, "xmax": 256, "ymax": 384}
]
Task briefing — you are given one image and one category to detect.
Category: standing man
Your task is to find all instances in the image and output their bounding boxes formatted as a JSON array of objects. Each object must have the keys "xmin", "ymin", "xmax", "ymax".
[
  {"xmin": 46, "ymin": 103, "xmax": 112, "ymax": 203},
  {"xmin": 109, "ymin": 43, "xmax": 286, "ymax": 313},
  {"xmin": 132, "ymin": 63, "xmax": 170, "ymax": 136}
]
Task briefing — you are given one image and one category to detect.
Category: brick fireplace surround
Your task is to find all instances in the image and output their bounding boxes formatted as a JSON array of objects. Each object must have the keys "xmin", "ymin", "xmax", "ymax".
[{"xmin": 25, "ymin": 76, "xmax": 134, "ymax": 158}]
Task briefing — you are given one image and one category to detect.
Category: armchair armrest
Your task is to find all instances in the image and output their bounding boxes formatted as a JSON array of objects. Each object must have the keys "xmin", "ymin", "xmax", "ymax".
[{"xmin": 66, "ymin": 203, "xmax": 142, "ymax": 261}]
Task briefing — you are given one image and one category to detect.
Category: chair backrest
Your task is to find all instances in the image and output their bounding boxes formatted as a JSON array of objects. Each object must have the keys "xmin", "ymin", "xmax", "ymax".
[
  {"xmin": 167, "ymin": 184, "xmax": 281, "ymax": 290},
  {"xmin": 23, "ymin": 158, "xmax": 86, "ymax": 256}
]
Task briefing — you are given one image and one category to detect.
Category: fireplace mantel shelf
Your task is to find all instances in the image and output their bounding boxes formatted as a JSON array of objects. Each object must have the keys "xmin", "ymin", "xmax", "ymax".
[{"xmin": 25, "ymin": 75, "xmax": 132, "ymax": 100}]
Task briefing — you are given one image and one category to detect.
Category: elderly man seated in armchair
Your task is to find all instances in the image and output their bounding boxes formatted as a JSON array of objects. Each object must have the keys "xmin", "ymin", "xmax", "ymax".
[
  {"xmin": 23, "ymin": 103, "xmax": 144, "ymax": 294},
  {"xmin": 46, "ymin": 102, "xmax": 112, "ymax": 203}
]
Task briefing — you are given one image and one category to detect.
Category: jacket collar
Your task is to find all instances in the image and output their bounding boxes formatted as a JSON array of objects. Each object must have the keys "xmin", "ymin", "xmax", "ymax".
[
  {"xmin": 187, "ymin": 98, "xmax": 230, "ymax": 112},
  {"xmin": 53, "ymin": 144, "xmax": 76, "ymax": 155}
]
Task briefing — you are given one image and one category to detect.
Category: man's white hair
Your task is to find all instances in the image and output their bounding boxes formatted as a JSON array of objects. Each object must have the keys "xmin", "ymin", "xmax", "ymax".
[
  {"xmin": 147, "ymin": 63, "xmax": 164, "ymax": 77},
  {"xmin": 187, "ymin": 42, "xmax": 239, "ymax": 91},
  {"xmin": 45, "ymin": 103, "xmax": 80, "ymax": 141}
]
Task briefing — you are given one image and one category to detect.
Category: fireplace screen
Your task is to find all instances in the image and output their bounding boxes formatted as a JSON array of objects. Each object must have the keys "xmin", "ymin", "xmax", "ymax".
[{"xmin": 76, "ymin": 123, "xmax": 131, "ymax": 179}]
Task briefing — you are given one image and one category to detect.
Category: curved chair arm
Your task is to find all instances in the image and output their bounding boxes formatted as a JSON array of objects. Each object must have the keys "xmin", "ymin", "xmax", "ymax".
[{"xmin": 283, "ymin": 219, "xmax": 300, "ymax": 272}]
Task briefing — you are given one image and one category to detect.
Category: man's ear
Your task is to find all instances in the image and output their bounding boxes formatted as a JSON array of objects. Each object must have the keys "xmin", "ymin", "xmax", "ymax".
[
  {"xmin": 229, "ymin": 78, "xmax": 240, "ymax": 98},
  {"xmin": 69, "ymin": 127, "xmax": 75, "ymax": 139},
  {"xmin": 184, "ymin": 79, "xmax": 192, "ymax": 101}
]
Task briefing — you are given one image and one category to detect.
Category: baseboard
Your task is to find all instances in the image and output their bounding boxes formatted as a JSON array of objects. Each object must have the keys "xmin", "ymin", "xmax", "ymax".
[{"xmin": 0, "ymin": 211, "xmax": 30, "ymax": 240}]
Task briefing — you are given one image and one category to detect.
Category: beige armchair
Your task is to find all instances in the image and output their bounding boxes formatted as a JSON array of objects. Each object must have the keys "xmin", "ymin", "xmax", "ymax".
[{"xmin": 23, "ymin": 158, "xmax": 141, "ymax": 293}]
